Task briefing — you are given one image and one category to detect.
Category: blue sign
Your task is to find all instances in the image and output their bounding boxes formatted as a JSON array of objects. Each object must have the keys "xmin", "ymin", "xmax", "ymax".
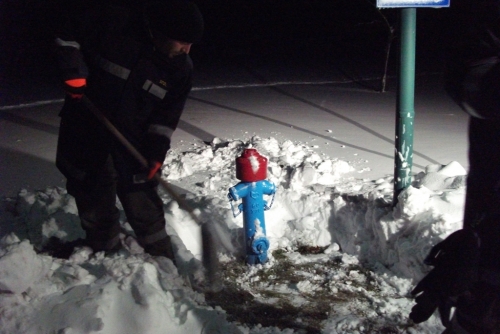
[{"xmin": 377, "ymin": 0, "xmax": 450, "ymax": 7}]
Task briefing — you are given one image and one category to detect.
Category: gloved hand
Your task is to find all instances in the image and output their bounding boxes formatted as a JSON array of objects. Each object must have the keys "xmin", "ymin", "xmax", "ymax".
[
  {"xmin": 409, "ymin": 229, "xmax": 480, "ymax": 327},
  {"xmin": 147, "ymin": 161, "xmax": 162, "ymax": 180},
  {"xmin": 132, "ymin": 161, "xmax": 162, "ymax": 184},
  {"xmin": 64, "ymin": 78, "xmax": 86, "ymax": 99}
]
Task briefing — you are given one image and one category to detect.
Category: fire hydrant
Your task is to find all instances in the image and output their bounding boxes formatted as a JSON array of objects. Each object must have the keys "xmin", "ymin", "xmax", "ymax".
[{"xmin": 228, "ymin": 148, "xmax": 276, "ymax": 265}]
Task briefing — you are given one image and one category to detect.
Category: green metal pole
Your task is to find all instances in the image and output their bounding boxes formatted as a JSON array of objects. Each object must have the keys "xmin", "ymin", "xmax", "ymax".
[{"xmin": 393, "ymin": 8, "xmax": 416, "ymax": 205}]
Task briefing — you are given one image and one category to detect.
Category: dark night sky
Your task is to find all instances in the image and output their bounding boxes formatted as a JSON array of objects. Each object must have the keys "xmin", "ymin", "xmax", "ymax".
[{"xmin": 0, "ymin": 0, "xmax": 454, "ymax": 105}]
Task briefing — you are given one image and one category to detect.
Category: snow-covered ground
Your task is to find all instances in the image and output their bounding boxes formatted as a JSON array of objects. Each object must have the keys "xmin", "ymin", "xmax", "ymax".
[{"xmin": 0, "ymin": 68, "xmax": 470, "ymax": 333}]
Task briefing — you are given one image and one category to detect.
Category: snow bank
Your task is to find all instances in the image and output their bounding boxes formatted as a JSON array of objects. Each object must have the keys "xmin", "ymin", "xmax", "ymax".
[
  {"xmin": 0, "ymin": 137, "xmax": 466, "ymax": 333},
  {"xmin": 0, "ymin": 236, "xmax": 239, "ymax": 333},
  {"xmin": 331, "ymin": 161, "xmax": 466, "ymax": 281}
]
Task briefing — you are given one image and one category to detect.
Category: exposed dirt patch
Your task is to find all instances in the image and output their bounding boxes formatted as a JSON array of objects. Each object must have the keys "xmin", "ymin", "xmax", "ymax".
[{"xmin": 205, "ymin": 248, "xmax": 417, "ymax": 333}]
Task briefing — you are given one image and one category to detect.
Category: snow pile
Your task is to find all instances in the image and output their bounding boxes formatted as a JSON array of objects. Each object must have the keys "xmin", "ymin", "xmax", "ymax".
[
  {"xmin": 0, "ymin": 137, "xmax": 467, "ymax": 333},
  {"xmin": 0, "ymin": 234, "xmax": 238, "ymax": 333},
  {"xmin": 331, "ymin": 161, "xmax": 466, "ymax": 281}
]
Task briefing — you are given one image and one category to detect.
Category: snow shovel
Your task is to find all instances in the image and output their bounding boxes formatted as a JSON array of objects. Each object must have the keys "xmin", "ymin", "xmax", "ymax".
[{"xmin": 81, "ymin": 95, "xmax": 220, "ymax": 291}]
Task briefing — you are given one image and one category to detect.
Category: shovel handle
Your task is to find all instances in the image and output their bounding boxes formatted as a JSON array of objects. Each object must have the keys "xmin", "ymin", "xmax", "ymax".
[
  {"xmin": 81, "ymin": 96, "xmax": 197, "ymax": 219},
  {"xmin": 81, "ymin": 95, "xmax": 220, "ymax": 289}
]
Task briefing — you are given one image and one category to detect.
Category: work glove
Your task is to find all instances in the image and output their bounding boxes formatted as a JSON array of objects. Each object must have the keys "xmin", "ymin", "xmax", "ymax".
[
  {"xmin": 132, "ymin": 161, "xmax": 162, "ymax": 184},
  {"xmin": 64, "ymin": 78, "xmax": 86, "ymax": 99},
  {"xmin": 409, "ymin": 228, "xmax": 480, "ymax": 327},
  {"xmin": 147, "ymin": 161, "xmax": 162, "ymax": 180}
]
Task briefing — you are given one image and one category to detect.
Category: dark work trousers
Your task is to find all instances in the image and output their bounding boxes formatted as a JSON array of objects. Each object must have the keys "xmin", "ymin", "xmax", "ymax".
[{"xmin": 66, "ymin": 156, "xmax": 175, "ymax": 261}]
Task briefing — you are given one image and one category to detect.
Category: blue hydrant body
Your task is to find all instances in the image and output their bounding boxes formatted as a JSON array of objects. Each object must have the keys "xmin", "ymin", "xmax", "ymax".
[{"xmin": 228, "ymin": 149, "xmax": 276, "ymax": 265}]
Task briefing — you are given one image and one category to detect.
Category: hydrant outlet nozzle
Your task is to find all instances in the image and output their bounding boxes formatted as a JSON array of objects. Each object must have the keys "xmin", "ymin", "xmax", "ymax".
[{"xmin": 251, "ymin": 237, "xmax": 270, "ymax": 254}]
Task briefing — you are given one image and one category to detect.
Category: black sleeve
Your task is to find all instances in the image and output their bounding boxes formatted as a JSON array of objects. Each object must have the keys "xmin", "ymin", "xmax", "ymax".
[
  {"xmin": 51, "ymin": 0, "xmax": 101, "ymax": 81},
  {"xmin": 52, "ymin": 0, "xmax": 111, "ymax": 81},
  {"xmin": 143, "ymin": 74, "xmax": 192, "ymax": 163}
]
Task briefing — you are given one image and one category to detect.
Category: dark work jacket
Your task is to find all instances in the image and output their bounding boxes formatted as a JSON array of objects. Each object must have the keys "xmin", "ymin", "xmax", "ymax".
[
  {"xmin": 53, "ymin": 0, "xmax": 192, "ymax": 185},
  {"xmin": 445, "ymin": 0, "xmax": 500, "ymax": 119}
]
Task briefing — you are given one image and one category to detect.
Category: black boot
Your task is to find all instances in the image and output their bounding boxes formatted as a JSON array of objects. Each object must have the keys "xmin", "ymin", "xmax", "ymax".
[
  {"xmin": 42, "ymin": 237, "xmax": 89, "ymax": 259},
  {"xmin": 81, "ymin": 218, "xmax": 122, "ymax": 254},
  {"xmin": 143, "ymin": 235, "xmax": 176, "ymax": 265}
]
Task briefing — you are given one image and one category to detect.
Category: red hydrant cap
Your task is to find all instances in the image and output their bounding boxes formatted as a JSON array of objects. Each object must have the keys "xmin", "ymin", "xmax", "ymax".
[{"xmin": 236, "ymin": 148, "xmax": 268, "ymax": 182}]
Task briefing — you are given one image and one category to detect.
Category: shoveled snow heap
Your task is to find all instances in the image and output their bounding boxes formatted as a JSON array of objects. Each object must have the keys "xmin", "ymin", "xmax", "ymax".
[{"xmin": 0, "ymin": 136, "xmax": 467, "ymax": 333}]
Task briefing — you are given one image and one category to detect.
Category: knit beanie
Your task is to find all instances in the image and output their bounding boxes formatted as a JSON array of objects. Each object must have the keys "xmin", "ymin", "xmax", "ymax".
[{"xmin": 145, "ymin": 0, "xmax": 204, "ymax": 43}]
